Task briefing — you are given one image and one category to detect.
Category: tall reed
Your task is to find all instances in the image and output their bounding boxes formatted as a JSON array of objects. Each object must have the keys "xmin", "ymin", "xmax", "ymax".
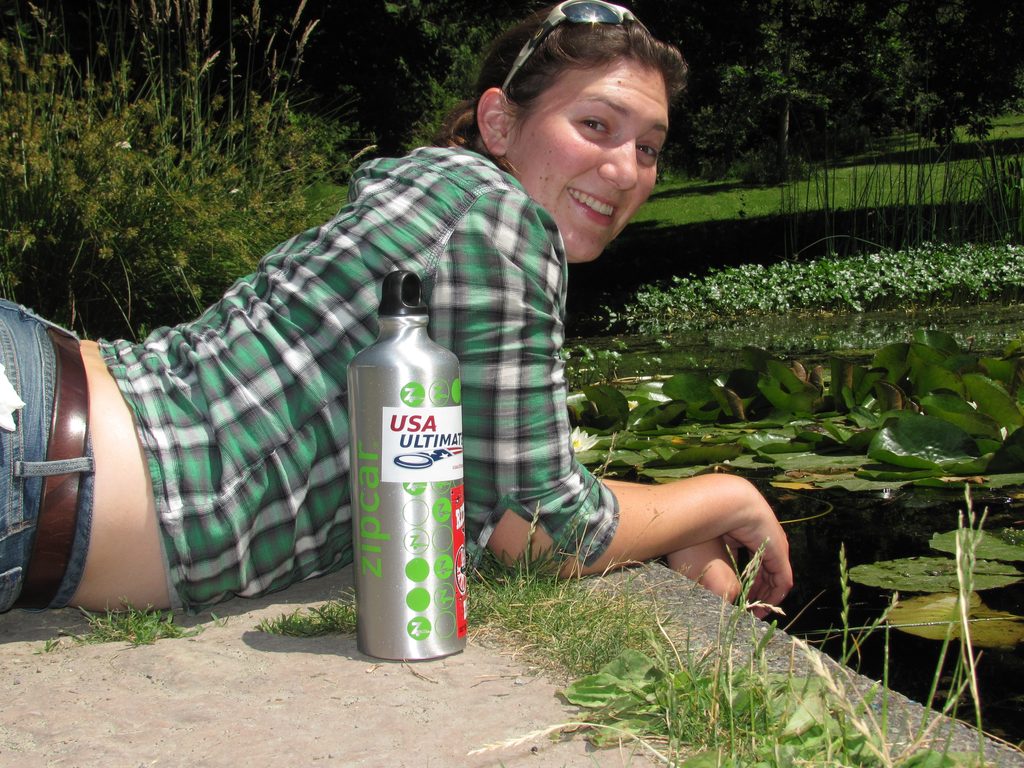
[
  {"xmin": 781, "ymin": 129, "xmax": 1024, "ymax": 260},
  {"xmin": 0, "ymin": 1, "xmax": 344, "ymax": 338}
]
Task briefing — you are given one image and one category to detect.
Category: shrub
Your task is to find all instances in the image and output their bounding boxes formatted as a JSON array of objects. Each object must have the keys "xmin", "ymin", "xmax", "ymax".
[
  {"xmin": 0, "ymin": 1, "xmax": 353, "ymax": 339},
  {"xmin": 618, "ymin": 242, "xmax": 1024, "ymax": 334}
]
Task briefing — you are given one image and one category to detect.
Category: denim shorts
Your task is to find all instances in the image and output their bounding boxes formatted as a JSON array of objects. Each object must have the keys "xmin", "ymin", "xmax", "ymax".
[{"xmin": 0, "ymin": 300, "xmax": 95, "ymax": 612}]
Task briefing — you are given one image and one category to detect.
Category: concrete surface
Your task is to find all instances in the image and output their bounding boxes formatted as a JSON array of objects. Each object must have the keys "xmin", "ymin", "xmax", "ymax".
[
  {"xmin": 1, "ymin": 563, "xmax": 1022, "ymax": 767},
  {"xmin": 0, "ymin": 566, "xmax": 654, "ymax": 768}
]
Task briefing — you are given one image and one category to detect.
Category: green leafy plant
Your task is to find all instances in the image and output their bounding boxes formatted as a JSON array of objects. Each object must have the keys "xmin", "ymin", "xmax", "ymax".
[
  {"xmin": 568, "ymin": 329, "xmax": 1024, "ymax": 492},
  {"xmin": 0, "ymin": 2, "xmax": 352, "ymax": 338},
  {"xmin": 618, "ymin": 243, "xmax": 1024, "ymax": 335},
  {"xmin": 551, "ymin": 549, "xmax": 990, "ymax": 767}
]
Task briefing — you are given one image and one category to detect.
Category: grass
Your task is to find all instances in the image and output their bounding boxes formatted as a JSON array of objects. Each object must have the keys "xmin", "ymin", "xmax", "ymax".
[
  {"xmin": 41, "ymin": 604, "xmax": 204, "ymax": 651},
  {"xmin": 641, "ymin": 114, "xmax": 1024, "ymax": 231},
  {"xmin": 599, "ymin": 115, "xmax": 1024, "ymax": 337},
  {"xmin": 467, "ymin": 554, "xmax": 667, "ymax": 679},
  {"xmin": 253, "ymin": 552, "xmax": 668, "ymax": 680},
  {"xmin": 466, "ymin": 544, "xmax": 997, "ymax": 766},
  {"xmin": 255, "ymin": 595, "xmax": 357, "ymax": 637},
  {"xmin": 0, "ymin": 1, "xmax": 350, "ymax": 339}
]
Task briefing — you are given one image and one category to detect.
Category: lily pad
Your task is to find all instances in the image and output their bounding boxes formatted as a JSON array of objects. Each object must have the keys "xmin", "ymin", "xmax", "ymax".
[
  {"xmin": 929, "ymin": 530, "xmax": 1024, "ymax": 562},
  {"xmin": 988, "ymin": 427, "xmax": 1024, "ymax": 473},
  {"xmin": 661, "ymin": 444, "xmax": 743, "ymax": 466},
  {"xmin": 855, "ymin": 465, "xmax": 942, "ymax": 482},
  {"xmin": 887, "ymin": 592, "xmax": 1024, "ymax": 648},
  {"xmin": 963, "ymin": 372, "xmax": 1024, "ymax": 429},
  {"xmin": 640, "ymin": 466, "xmax": 715, "ymax": 482},
  {"xmin": 662, "ymin": 372, "xmax": 714, "ymax": 404},
  {"xmin": 909, "ymin": 360, "xmax": 965, "ymax": 398},
  {"xmin": 627, "ymin": 400, "xmax": 689, "ymax": 432},
  {"xmin": 848, "ymin": 556, "xmax": 1024, "ymax": 592},
  {"xmin": 811, "ymin": 476, "xmax": 913, "ymax": 492},
  {"xmin": 579, "ymin": 384, "xmax": 630, "ymax": 430},
  {"xmin": 872, "ymin": 342, "xmax": 911, "ymax": 383},
  {"xmin": 867, "ymin": 412, "xmax": 979, "ymax": 470},
  {"xmin": 911, "ymin": 471, "xmax": 1024, "ymax": 490},
  {"xmin": 918, "ymin": 392, "xmax": 1003, "ymax": 440},
  {"xmin": 738, "ymin": 431, "xmax": 793, "ymax": 452},
  {"xmin": 766, "ymin": 451, "xmax": 869, "ymax": 473},
  {"xmin": 913, "ymin": 328, "xmax": 961, "ymax": 355}
]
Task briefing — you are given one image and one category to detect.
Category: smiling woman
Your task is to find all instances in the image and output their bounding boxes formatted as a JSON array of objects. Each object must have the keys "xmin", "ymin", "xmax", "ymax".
[
  {"xmin": 1, "ymin": 2, "xmax": 791, "ymax": 621},
  {"xmin": 476, "ymin": 60, "xmax": 668, "ymax": 263}
]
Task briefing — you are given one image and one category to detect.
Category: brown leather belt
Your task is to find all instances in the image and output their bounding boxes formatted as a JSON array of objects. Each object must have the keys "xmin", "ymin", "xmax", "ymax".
[{"xmin": 14, "ymin": 328, "xmax": 90, "ymax": 609}]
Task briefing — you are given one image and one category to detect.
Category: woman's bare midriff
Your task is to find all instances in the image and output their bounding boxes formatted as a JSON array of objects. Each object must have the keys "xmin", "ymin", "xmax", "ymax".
[{"xmin": 70, "ymin": 341, "xmax": 172, "ymax": 610}]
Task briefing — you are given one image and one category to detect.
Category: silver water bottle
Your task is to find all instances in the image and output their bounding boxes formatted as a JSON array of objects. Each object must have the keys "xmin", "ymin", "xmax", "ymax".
[{"xmin": 347, "ymin": 270, "xmax": 467, "ymax": 660}]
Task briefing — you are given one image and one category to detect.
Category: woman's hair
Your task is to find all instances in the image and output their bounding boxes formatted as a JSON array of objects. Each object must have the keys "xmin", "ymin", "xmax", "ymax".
[{"xmin": 433, "ymin": 5, "xmax": 688, "ymax": 163}]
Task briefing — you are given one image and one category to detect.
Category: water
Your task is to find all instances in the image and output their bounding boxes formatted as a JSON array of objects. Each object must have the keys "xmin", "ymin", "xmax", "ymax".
[
  {"xmin": 772, "ymin": 484, "xmax": 1024, "ymax": 747},
  {"xmin": 566, "ymin": 302, "xmax": 1024, "ymax": 385},
  {"xmin": 567, "ymin": 303, "xmax": 1024, "ymax": 747}
]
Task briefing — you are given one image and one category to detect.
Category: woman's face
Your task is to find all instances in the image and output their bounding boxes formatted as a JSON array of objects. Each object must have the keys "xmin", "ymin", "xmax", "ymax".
[{"xmin": 491, "ymin": 59, "xmax": 670, "ymax": 264}]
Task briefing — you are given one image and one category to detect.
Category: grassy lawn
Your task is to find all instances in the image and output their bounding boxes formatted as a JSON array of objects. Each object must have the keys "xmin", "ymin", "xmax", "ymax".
[{"xmin": 635, "ymin": 114, "xmax": 1024, "ymax": 230}]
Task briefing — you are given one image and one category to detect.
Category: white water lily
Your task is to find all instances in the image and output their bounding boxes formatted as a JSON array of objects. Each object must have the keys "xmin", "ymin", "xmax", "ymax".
[
  {"xmin": 0, "ymin": 363, "xmax": 25, "ymax": 432},
  {"xmin": 570, "ymin": 426, "xmax": 598, "ymax": 453}
]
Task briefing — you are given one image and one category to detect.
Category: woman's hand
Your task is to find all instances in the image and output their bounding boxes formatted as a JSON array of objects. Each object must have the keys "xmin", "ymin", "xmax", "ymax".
[
  {"xmin": 721, "ymin": 507, "xmax": 793, "ymax": 616},
  {"xmin": 600, "ymin": 475, "xmax": 793, "ymax": 617},
  {"xmin": 486, "ymin": 473, "xmax": 794, "ymax": 620}
]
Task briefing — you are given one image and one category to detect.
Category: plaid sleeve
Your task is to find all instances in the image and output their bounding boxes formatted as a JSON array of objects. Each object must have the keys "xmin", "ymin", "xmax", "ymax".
[{"xmin": 428, "ymin": 186, "xmax": 619, "ymax": 566}]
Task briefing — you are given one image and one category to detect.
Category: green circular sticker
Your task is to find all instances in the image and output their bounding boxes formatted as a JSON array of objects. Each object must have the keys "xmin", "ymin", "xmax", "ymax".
[
  {"xmin": 406, "ymin": 587, "xmax": 431, "ymax": 612},
  {"xmin": 432, "ymin": 497, "xmax": 451, "ymax": 523},
  {"xmin": 451, "ymin": 378, "xmax": 461, "ymax": 405},
  {"xmin": 429, "ymin": 380, "xmax": 450, "ymax": 406},
  {"xmin": 406, "ymin": 616, "xmax": 432, "ymax": 641},
  {"xmin": 403, "ymin": 482, "xmax": 427, "ymax": 496},
  {"xmin": 434, "ymin": 554, "xmax": 454, "ymax": 580},
  {"xmin": 405, "ymin": 558, "xmax": 430, "ymax": 583},
  {"xmin": 434, "ymin": 583, "xmax": 456, "ymax": 610},
  {"xmin": 400, "ymin": 382, "xmax": 425, "ymax": 407}
]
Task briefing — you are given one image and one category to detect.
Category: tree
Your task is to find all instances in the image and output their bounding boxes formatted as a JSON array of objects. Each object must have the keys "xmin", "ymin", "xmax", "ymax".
[{"xmin": 895, "ymin": 0, "xmax": 1024, "ymax": 143}]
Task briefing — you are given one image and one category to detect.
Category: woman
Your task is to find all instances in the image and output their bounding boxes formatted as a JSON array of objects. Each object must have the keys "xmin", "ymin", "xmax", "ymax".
[{"xmin": 0, "ymin": 1, "xmax": 792, "ymax": 617}]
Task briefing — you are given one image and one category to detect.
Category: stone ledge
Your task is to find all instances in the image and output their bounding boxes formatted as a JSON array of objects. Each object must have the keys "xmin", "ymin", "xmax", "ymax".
[{"xmin": 594, "ymin": 562, "xmax": 1024, "ymax": 767}]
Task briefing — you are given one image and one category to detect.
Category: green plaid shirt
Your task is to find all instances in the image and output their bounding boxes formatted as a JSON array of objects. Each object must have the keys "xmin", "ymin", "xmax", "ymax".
[{"xmin": 100, "ymin": 147, "xmax": 618, "ymax": 611}]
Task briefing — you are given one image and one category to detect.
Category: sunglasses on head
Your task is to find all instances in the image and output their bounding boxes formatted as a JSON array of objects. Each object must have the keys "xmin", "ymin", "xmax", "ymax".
[{"xmin": 501, "ymin": 1, "xmax": 647, "ymax": 93}]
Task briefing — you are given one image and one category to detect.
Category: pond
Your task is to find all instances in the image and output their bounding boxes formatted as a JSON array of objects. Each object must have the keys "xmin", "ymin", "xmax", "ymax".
[
  {"xmin": 566, "ymin": 302, "xmax": 1024, "ymax": 386},
  {"xmin": 566, "ymin": 302, "xmax": 1024, "ymax": 748},
  {"xmin": 774, "ymin": 482, "xmax": 1024, "ymax": 747}
]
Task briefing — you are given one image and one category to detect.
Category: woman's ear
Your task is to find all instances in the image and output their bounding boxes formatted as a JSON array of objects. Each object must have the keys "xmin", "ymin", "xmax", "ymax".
[{"xmin": 476, "ymin": 87, "xmax": 515, "ymax": 157}]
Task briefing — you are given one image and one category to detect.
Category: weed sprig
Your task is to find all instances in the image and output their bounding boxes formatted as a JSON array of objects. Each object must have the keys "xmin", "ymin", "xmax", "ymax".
[
  {"xmin": 73, "ymin": 605, "xmax": 202, "ymax": 647},
  {"xmin": 256, "ymin": 597, "xmax": 357, "ymax": 637}
]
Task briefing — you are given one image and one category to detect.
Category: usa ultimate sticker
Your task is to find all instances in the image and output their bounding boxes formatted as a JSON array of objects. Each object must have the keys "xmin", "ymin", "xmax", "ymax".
[{"xmin": 381, "ymin": 406, "xmax": 464, "ymax": 483}]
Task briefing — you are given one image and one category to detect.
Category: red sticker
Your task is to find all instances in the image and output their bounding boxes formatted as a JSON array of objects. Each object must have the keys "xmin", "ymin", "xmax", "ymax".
[{"xmin": 451, "ymin": 484, "xmax": 467, "ymax": 638}]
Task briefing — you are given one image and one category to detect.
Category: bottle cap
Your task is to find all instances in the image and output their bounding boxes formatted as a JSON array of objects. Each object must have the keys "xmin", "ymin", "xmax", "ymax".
[{"xmin": 379, "ymin": 270, "xmax": 428, "ymax": 317}]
